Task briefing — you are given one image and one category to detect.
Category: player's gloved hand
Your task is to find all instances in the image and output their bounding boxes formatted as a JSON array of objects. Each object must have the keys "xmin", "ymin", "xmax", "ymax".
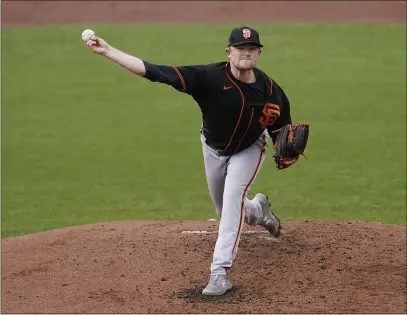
[
  {"xmin": 86, "ymin": 36, "xmax": 111, "ymax": 56},
  {"xmin": 272, "ymin": 123, "xmax": 309, "ymax": 170}
]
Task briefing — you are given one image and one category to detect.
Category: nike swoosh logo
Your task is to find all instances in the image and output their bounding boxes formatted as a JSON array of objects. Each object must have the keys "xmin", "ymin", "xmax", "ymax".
[{"xmin": 223, "ymin": 85, "xmax": 233, "ymax": 91}]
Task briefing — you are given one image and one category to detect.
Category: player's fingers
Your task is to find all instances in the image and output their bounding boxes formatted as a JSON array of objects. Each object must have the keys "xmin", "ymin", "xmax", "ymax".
[
  {"xmin": 91, "ymin": 36, "xmax": 101, "ymax": 45},
  {"xmin": 87, "ymin": 39, "xmax": 97, "ymax": 47}
]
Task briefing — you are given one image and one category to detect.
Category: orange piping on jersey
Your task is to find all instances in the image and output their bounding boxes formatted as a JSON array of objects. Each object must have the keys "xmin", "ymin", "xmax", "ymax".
[
  {"xmin": 268, "ymin": 76, "xmax": 273, "ymax": 96},
  {"xmin": 171, "ymin": 66, "xmax": 186, "ymax": 92},
  {"xmin": 231, "ymin": 136, "xmax": 266, "ymax": 258},
  {"xmin": 224, "ymin": 63, "xmax": 245, "ymax": 152},
  {"xmin": 234, "ymin": 107, "xmax": 254, "ymax": 154}
]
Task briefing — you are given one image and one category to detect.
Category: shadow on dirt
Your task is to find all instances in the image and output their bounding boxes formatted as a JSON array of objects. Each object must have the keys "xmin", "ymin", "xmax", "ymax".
[{"xmin": 172, "ymin": 286, "xmax": 246, "ymax": 304}]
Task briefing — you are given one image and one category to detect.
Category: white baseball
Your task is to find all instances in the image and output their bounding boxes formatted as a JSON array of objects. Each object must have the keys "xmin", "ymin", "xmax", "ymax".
[{"xmin": 81, "ymin": 29, "xmax": 95, "ymax": 42}]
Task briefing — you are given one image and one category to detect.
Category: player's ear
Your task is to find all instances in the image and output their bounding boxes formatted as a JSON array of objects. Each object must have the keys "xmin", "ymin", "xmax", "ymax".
[{"xmin": 225, "ymin": 47, "xmax": 231, "ymax": 59}]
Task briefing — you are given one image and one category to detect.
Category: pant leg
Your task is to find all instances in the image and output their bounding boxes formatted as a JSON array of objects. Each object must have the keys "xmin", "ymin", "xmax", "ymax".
[
  {"xmin": 211, "ymin": 133, "xmax": 268, "ymax": 275},
  {"xmin": 201, "ymin": 134, "xmax": 228, "ymax": 216}
]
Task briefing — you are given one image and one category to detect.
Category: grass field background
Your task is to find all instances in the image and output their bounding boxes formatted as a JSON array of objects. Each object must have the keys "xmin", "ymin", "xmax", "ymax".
[{"xmin": 2, "ymin": 23, "xmax": 406, "ymax": 238}]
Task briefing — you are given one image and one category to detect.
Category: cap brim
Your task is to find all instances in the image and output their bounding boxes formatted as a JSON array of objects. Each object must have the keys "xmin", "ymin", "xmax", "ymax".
[{"xmin": 231, "ymin": 41, "xmax": 263, "ymax": 48}]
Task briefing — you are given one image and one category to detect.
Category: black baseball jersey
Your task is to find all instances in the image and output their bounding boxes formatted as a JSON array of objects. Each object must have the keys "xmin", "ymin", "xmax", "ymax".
[{"xmin": 142, "ymin": 61, "xmax": 292, "ymax": 156}]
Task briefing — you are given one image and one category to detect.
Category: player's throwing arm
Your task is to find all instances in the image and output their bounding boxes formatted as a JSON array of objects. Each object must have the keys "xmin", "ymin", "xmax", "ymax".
[{"xmin": 82, "ymin": 29, "xmax": 147, "ymax": 76}]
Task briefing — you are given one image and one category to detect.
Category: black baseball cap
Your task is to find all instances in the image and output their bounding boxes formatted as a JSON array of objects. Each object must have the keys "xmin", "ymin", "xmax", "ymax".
[{"xmin": 228, "ymin": 26, "xmax": 263, "ymax": 48}]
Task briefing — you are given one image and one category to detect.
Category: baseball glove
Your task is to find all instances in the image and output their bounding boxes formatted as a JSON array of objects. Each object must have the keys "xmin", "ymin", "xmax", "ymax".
[{"xmin": 272, "ymin": 123, "xmax": 310, "ymax": 170}]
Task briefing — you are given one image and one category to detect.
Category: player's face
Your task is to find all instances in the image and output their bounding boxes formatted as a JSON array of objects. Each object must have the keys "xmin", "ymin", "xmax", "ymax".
[{"xmin": 227, "ymin": 44, "xmax": 262, "ymax": 71}]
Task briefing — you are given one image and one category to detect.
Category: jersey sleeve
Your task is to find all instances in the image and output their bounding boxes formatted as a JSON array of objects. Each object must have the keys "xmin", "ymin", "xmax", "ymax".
[
  {"xmin": 142, "ymin": 61, "xmax": 207, "ymax": 96},
  {"xmin": 267, "ymin": 80, "xmax": 293, "ymax": 144}
]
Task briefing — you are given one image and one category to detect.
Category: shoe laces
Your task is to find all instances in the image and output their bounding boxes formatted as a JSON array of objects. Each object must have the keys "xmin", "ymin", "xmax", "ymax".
[
  {"xmin": 211, "ymin": 274, "xmax": 226, "ymax": 285},
  {"xmin": 256, "ymin": 195, "xmax": 269, "ymax": 211}
]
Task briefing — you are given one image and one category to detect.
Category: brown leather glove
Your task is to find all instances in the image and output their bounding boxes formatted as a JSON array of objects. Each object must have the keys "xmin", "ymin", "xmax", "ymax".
[{"xmin": 272, "ymin": 123, "xmax": 310, "ymax": 170}]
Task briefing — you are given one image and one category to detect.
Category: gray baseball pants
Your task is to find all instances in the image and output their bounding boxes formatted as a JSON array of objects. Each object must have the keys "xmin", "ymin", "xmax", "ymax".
[{"xmin": 200, "ymin": 130, "xmax": 269, "ymax": 276}]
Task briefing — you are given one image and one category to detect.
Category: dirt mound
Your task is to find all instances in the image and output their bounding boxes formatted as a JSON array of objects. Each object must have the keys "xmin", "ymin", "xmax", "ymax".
[{"xmin": 1, "ymin": 220, "xmax": 405, "ymax": 314}]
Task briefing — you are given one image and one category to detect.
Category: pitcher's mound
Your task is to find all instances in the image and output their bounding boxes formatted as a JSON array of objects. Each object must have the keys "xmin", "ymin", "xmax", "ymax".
[{"xmin": 1, "ymin": 220, "xmax": 406, "ymax": 314}]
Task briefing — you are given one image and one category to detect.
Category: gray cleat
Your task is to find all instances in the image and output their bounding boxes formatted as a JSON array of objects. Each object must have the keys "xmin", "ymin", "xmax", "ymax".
[
  {"xmin": 256, "ymin": 193, "xmax": 282, "ymax": 237},
  {"xmin": 202, "ymin": 274, "xmax": 233, "ymax": 296}
]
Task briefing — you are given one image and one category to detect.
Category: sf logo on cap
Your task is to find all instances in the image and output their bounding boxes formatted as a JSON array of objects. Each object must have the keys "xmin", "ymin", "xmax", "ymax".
[{"xmin": 242, "ymin": 29, "xmax": 251, "ymax": 39}]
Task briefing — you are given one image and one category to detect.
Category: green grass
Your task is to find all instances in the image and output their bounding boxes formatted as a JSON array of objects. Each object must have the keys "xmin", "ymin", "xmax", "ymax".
[{"xmin": 2, "ymin": 23, "xmax": 406, "ymax": 238}]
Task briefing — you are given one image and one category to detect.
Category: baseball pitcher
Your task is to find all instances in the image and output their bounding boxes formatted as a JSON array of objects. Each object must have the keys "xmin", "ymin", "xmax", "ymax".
[{"xmin": 85, "ymin": 26, "xmax": 309, "ymax": 296}]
